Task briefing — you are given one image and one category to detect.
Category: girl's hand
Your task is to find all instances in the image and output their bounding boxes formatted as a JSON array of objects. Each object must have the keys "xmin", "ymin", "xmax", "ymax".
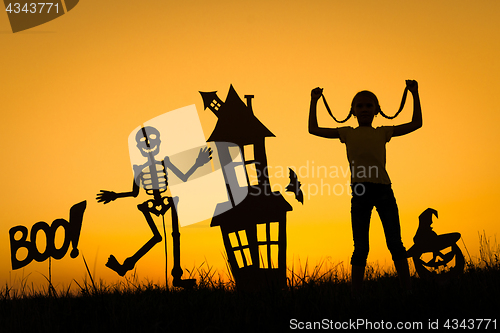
[
  {"xmin": 406, "ymin": 80, "xmax": 418, "ymax": 93},
  {"xmin": 311, "ymin": 87, "xmax": 323, "ymax": 101}
]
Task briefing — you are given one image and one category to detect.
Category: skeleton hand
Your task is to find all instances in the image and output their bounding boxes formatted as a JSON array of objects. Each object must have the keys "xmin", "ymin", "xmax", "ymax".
[
  {"xmin": 96, "ymin": 190, "xmax": 118, "ymax": 204},
  {"xmin": 196, "ymin": 147, "xmax": 212, "ymax": 166}
]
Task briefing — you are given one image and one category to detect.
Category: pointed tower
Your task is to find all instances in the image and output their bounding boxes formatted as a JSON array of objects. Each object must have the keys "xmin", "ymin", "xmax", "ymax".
[
  {"xmin": 200, "ymin": 91, "xmax": 223, "ymax": 114},
  {"xmin": 200, "ymin": 85, "xmax": 275, "ymax": 191}
]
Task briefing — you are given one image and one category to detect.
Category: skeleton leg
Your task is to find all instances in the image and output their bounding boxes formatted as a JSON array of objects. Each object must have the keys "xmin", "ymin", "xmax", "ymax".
[
  {"xmin": 106, "ymin": 201, "xmax": 163, "ymax": 276},
  {"xmin": 169, "ymin": 197, "xmax": 196, "ymax": 288}
]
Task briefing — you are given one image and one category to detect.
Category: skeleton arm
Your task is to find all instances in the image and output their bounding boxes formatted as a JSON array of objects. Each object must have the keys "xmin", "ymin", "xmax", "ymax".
[
  {"xmin": 163, "ymin": 147, "xmax": 212, "ymax": 182},
  {"xmin": 96, "ymin": 178, "xmax": 140, "ymax": 204}
]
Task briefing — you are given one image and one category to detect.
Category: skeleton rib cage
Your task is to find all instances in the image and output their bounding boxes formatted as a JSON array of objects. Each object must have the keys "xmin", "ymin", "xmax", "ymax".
[{"xmin": 137, "ymin": 160, "xmax": 168, "ymax": 195}]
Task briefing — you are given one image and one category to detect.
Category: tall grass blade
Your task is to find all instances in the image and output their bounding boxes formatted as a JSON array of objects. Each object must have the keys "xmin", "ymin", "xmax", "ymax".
[{"xmin": 82, "ymin": 253, "xmax": 97, "ymax": 294}]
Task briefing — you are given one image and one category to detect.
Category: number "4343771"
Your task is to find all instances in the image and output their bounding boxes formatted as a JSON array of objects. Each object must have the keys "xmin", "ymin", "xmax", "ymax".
[
  {"xmin": 444, "ymin": 319, "xmax": 497, "ymax": 330},
  {"xmin": 5, "ymin": 2, "xmax": 59, "ymax": 14}
]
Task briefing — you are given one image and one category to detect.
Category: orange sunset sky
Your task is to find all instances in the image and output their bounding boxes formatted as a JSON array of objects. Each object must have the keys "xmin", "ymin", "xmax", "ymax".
[{"xmin": 1, "ymin": 0, "xmax": 499, "ymax": 290}]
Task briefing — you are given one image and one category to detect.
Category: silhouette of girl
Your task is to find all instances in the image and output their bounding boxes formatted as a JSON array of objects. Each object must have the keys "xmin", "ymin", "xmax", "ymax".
[{"xmin": 308, "ymin": 80, "xmax": 422, "ymax": 295}]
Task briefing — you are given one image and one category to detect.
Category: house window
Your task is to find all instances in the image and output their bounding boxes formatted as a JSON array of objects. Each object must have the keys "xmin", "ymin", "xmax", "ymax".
[
  {"xmin": 245, "ymin": 163, "xmax": 259, "ymax": 186},
  {"xmin": 224, "ymin": 145, "xmax": 248, "ymax": 188},
  {"xmin": 234, "ymin": 165, "xmax": 248, "ymax": 187},
  {"xmin": 210, "ymin": 99, "xmax": 221, "ymax": 111},
  {"xmin": 259, "ymin": 244, "xmax": 279, "ymax": 269},
  {"xmin": 256, "ymin": 222, "xmax": 280, "ymax": 269},
  {"xmin": 243, "ymin": 144, "xmax": 255, "ymax": 161},
  {"xmin": 228, "ymin": 145, "xmax": 242, "ymax": 160},
  {"xmin": 257, "ymin": 222, "xmax": 279, "ymax": 242},
  {"xmin": 243, "ymin": 144, "xmax": 259, "ymax": 186},
  {"xmin": 228, "ymin": 230, "xmax": 252, "ymax": 268}
]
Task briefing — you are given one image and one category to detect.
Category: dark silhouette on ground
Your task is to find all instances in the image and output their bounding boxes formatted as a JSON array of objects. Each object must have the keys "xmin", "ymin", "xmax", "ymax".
[
  {"xmin": 308, "ymin": 80, "xmax": 422, "ymax": 296},
  {"xmin": 96, "ymin": 126, "xmax": 211, "ymax": 288},
  {"xmin": 9, "ymin": 200, "xmax": 86, "ymax": 270},
  {"xmin": 407, "ymin": 208, "xmax": 464, "ymax": 281},
  {"xmin": 200, "ymin": 85, "xmax": 293, "ymax": 291}
]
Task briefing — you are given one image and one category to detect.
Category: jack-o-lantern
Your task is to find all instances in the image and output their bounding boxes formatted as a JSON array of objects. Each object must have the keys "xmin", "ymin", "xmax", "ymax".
[{"xmin": 407, "ymin": 208, "xmax": 465, "ymax": 282}]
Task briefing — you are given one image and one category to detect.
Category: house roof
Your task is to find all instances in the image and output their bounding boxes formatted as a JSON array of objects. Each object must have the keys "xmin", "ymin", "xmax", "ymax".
[
  {"xmin": 204, "ymin": 85, "xmax": 275, "ymax": 146},
  {"xmin": 210, "ymin": 191, "xmax": 292, "ymax": 228}
]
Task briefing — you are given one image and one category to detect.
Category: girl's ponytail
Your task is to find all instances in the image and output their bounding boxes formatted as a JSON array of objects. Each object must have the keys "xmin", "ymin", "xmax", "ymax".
[{"xmin": 321, "ymin": 86, "xmax": 409, "ymax": 123}]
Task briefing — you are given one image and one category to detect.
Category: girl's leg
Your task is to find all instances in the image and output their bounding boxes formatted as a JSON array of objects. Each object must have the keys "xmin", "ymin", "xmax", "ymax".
[
  {"xmin": 351, "ymin": 264, "xmax": 365, "ymax": 296},
  {"xmin": 350, "ymin": 184, "xmax": 373, "ymax": 294},
  {"xmin": 375, "ymin": 186, "xmax": 411, "ymax": 291},
  {"xmin": 350, "ymin": 196, "xmax": 372, "ymax": 268},
  {"xmin": 394, "ymin": 258, "xmax": 412, "ymax": 292}
]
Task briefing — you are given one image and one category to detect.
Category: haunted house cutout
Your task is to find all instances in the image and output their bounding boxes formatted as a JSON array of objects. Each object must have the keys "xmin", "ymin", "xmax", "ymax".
[{"xmin": 200, "ymin": 85, "xmax": 292, "ymax": 290}]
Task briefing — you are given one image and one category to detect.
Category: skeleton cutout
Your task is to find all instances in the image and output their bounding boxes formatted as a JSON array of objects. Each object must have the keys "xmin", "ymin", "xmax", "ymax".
[
  {"xmin": 406, "ymin": 208, "xmax": 465, "ymax": 282},
  {"xmin": 97, "ymin": 126, "xmax": 212, "ymax": 288}
]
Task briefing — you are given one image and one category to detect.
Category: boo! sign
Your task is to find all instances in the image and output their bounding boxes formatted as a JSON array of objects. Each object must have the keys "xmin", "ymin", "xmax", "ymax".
[{"xmin": 9, "ymin": 200, "xmax": 86, "ymax": 270}]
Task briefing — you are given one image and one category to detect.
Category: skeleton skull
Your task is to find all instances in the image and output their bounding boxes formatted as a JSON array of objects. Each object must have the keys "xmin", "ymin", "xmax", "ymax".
[{"xmin": 136, "ymin": 126, "xmax": 161, "ymax": 157}]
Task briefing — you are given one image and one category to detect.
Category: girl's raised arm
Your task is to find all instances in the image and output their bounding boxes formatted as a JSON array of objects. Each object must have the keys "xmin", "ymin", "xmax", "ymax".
[
  {"xmin": 308, "ymin": 87, "xmax": 341, "ymax": 139},
  {"xmin": 392, "ymin": 80, "xmax": 422, "ymax": 137}
]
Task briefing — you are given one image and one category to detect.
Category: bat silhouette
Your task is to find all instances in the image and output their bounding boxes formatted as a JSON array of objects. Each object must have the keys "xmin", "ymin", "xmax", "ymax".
[{"xmin": 286, "ymin": 168, "xmax": 303, "ymax": 204}]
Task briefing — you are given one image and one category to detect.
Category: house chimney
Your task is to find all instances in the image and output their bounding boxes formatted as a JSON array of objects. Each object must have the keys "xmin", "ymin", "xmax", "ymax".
[{"xmin": 244, "ymin": 95, "xmax": 254, "ymax": 114}]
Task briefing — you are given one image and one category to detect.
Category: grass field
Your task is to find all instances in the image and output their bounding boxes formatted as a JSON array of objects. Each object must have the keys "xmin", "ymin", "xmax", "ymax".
[{"xmin": 1, "ymin": 233, "xmax": 498, "ymax": 332}]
